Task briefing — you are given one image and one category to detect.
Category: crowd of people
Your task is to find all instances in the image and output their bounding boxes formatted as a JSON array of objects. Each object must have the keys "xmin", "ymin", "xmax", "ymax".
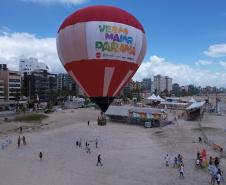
[
  {"xmin": 164, "ymin": 150, "xmax": 224, "ymax": 184},
  {"xmin": 75, "ymin": 136, "xmax": 102, "ymax": 165},
  {"xmin": 74, "ymin": 121, "xmax": 102, "ymax": 166},
  {"xmin": 207, "ymin": 156, "xmax": 223, "ymax": 185},
  {"xmin": 165, "ymin": 153, "xmax": 184, "ymax": 177},
  {"xmin": 17, "ymin": 122, "xmax": 103, "ymax": 165},
  {"xmin": 195, "ymin": 143, "xmax": 223, "ymax": 185}
]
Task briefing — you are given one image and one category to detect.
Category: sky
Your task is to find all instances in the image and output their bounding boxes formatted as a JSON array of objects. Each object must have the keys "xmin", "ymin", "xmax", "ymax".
[{"xmin": 0, "ymin": 0, "xmax": 226, "ymax": 87}]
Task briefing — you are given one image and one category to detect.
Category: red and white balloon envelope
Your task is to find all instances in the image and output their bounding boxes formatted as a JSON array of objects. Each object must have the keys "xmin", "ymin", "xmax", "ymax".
[{"xmin": 56, "ymin": 5, "xmax": 146, "ymax": 112}]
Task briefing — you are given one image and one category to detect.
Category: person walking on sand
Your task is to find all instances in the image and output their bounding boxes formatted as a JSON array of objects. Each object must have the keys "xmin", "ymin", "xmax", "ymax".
[
  {"xmin": 165, "ymin": 154, "xmax": 169, "ymax": 167},
  {"xmin": 96, "ymin": 154, "xmax": 103, "ymax": 166},
  {"xmin": 174, "ymin": 156, "xmax": 178, "ymax": 168},
  {"xmin": 22, "ymin": 136, "xmax": 26, "ymax": 145},
  {"xmin": 88, "ymin": 121, "xmax": 90, "ymax": 126},
  {"xmin": 178, "ymin": 154, "xmax": 183, "ymax": 164},
  {"xmin": 19, "ymin": 126, "xmax": 22, "ymax": 134},
  {"xmin": 216, "ymin": 172, "xmax": 221, "ymax": 185},
  {"xmin": 17, "ymin": 136, "xmax": 21, "ymax": 148},
  {"xmin": 87, "ymin": 144, "xmax": 91, "ymax": 154},
  {"xmin": 179, "ymin": 164, "xmax": 184, "ymax": 177},
  {"xmin": 198, "ymin": 136, "xmax": 202, "ymax": 143},
  {"xmin": 39, "ymin": 152, "xmax": 43, "ymax": 161},
  {"xmin": 95, "ymin": 138, "xmax": 98, "ymax": 148},
  {"xmin": 79, "ymin": 138, "xmax": 82, "ymax": 148}
]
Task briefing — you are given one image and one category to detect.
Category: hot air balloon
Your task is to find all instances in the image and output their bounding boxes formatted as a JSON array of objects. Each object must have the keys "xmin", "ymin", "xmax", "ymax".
[{"xmin": 56, "ymin": 5, "xmax": 146, "ymax": 112}]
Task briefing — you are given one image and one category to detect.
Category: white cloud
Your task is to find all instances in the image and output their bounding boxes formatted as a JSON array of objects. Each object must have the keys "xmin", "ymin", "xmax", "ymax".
[
  {"xmin": 195, "ymin": 60, "xmax": 213, "ymax": 66},
  {"xmin": 21, "ymin": 0, "xmax": 87, "ymax": 5},
  {"xmin": 204, "ymin": 44, "xmax": 226, "ymax": 57},
  {"xmin": 0, "ymin": 32, "xmax": 64, "ymax": 73},
  {"xmin": 219, "ymin": 61, "xmax": 226, "ymax": 68},
  {"xmin": 133, "ymin": 55, "xmax": 226, "ymax": 87},
  {"xmin": 1, "ymin": 31, "xmax": 226, "ymax": 87}
]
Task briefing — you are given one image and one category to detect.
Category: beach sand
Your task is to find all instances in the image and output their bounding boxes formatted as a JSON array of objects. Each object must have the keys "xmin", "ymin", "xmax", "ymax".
[{"xmin": 0, "ymin": 108, "xmax": 226, "ymax": 185}]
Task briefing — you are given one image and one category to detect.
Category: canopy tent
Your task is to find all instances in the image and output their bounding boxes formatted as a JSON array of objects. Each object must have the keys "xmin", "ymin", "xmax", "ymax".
[
  {"xmin": 186, "ymin": 101, "xmax": 205, "ymax": 110},
  {"xmin": 156, "ymin": 95, "xmax": 165, "ymax": 102},
  {"xmin": 105, "ymin": 106, "xmax": 130, "ymax": 117},
  {"xmin": 106, "ymin": 106, "xmax": 166, "ymax": 116},
  {"xmin": 189, "ymin": 97, "xmax": 196, "ymax": 103},
  {"xmin": 147, "ymin": 94, "xmax": 157, "ymax": 100},
  {"xmin": 105, "ymin": 106, "xmax": 131, "ymax": 122},
  {"xmin": 147, "ymin": 94, "xmax": 165, "ymax": 102},
  {"xmin": 156, "ymin": 95, "xmax": 161, "ymax": 101}
]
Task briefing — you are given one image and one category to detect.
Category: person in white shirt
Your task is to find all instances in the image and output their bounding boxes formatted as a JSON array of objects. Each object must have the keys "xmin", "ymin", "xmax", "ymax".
[
  {"xmin": 165, "ymin": 154, "xmax": 169, "ymax": 167},
  {"xmin": 196, "ymin": 159, "xmax": 200, "ymax": 168},
  {"xmin": 179, "ymin": 164, "xmax": 184, "ymax": 177},
  {"xmin": 217, "ymin": 173, "xmax": 221, "ymax": 185}
]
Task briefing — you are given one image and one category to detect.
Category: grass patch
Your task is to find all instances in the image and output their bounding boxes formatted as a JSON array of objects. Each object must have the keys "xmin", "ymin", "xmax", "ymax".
[{"xmin": 14, "ymin": 114, "xmax": 48, "ymax": 123}]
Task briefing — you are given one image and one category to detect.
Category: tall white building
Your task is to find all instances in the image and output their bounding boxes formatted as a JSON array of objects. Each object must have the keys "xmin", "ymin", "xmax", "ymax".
[
  {"xmin": 19, "ymin": 57, "xmax": 49, "ymax": 75},
  {"xmin": 166, "ymin": 76, "xmax": 172, "ymax": 92},
  {"xmin": 154, "ymin": 75, "xmax": 172, "ymax": 94}
]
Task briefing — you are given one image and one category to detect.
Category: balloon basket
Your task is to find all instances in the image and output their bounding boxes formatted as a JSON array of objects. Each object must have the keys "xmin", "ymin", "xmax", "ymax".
[{"xmin": 97, "ymin": 117, "xmax": 107, "ymax": 126}]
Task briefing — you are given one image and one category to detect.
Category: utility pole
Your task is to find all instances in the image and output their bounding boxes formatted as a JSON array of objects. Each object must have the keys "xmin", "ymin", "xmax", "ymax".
[{"xmin": 215, "ymin": 88, "xmax": 218, "ymax": 113}]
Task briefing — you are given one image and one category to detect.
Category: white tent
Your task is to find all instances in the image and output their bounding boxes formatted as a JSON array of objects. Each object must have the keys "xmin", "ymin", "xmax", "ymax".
[
  {"xmin": 186, "ymin": 101, "xmax": 205, "ymax": 110},
  {"xmin": 147, "ymin": 94, "xmax": 157, "ymax": 100},
  {"xmin": 156, "ymin": 95, "xmax": 163, "ymax": 101}
]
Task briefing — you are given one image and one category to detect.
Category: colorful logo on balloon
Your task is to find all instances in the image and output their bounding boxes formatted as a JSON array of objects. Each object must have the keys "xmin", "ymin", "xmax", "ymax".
[{"xmin": 95, "ymin": 24, "xmax": 136, "ymax": 59}]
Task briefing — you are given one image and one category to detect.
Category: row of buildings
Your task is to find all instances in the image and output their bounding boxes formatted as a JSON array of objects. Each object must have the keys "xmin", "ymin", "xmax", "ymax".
[
  {"xmin": 122, "ymin": 75, "xmax": 173, "ymax": 98},
  {"xmin": 1, "ymin": 57, "xmax": 225, "ymax": 108},
  {"xmin": 0, "ymin": 58, "xmax": 82, "ymax": 104},
  {"xmin": 0, "ymin": 58, "xmax": 174, "ymax": 104},
  {"xmin": 11, "ymin": 58, "xmax": 226, "ymax": 106}
]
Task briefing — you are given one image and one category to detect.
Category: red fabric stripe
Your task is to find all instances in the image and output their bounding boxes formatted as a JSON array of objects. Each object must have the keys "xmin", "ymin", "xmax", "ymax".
[
  {"xmin": 64, "ymin": 60, "xmax": 139, "ymax": 97},
  {"xmin": 58, "ymin": 5, "xmax": 144, "ymax": 33}
]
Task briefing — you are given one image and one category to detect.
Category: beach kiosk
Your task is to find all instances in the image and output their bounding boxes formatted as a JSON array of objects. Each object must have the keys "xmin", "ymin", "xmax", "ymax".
[{"xmin": 128, "ymin": 107, "xmax": 167, "ymax": 127}]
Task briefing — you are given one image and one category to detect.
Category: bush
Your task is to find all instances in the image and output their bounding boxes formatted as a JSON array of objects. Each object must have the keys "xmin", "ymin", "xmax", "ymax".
[
  {"xmin": 14, "ymin": 114, "xmax": 48, "ymax": 123},
  {"xmin": 44, "ymin": 109, "xmax": 52, "ymax": 114}
]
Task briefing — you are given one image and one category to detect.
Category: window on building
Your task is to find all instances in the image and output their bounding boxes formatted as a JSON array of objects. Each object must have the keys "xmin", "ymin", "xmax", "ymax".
[{"xmin": 9, "ymin": 79, "xmax": 20, "ymax": 82}]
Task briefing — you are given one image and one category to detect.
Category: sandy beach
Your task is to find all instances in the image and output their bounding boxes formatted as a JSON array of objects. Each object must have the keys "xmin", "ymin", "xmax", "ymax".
[{"xmin": 0, "ymin": 108, "xmax": 226, "ymax": 185}]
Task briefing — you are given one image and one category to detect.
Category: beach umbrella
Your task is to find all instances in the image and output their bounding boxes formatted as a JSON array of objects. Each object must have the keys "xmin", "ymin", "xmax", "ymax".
[{"xmin": 56, "ymin": 5, "xmax": 146, "ymax": 112}]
